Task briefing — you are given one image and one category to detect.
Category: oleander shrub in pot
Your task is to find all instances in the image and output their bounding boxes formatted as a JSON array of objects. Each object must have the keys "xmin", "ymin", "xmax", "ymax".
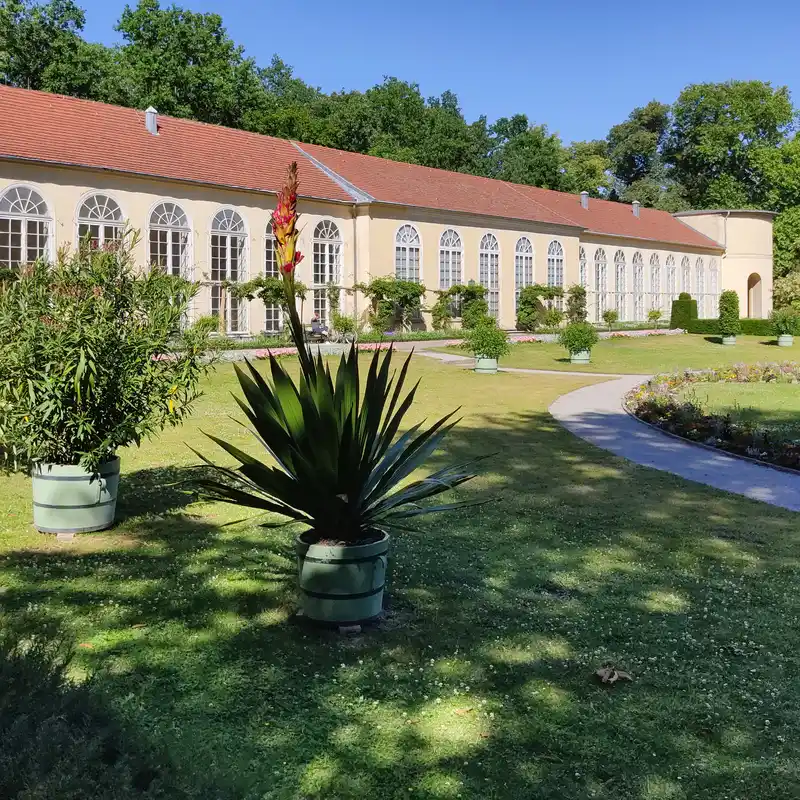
[
  {"xmin": 195, "ymin": 164, "xmax": 486, "ymax": 625},
  {"xmin": 718, "ymin": 290, "xmax": 741, "ymax": 344},
  {"xmin": 0, "ymin": 234, "xmax": 214, "ymax": 534},
  {"xmin": 463, "ymin": 316, "xmax": 511, "ymax": 374},
  {"xmin": 771, "ymin": 307, "xmax": 800, "ymax": 346},
  {"xmin": 558, "ymin": 322, "xmax": 600, "ymax": 364}
]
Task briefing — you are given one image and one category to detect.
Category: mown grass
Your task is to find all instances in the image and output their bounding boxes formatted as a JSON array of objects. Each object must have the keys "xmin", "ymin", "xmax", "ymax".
[
  {"xmin": 438, "ymin": 334, "xmax": 796, "ymax": 374},
  {"xmin": 2, "ymin": 357, "xmax": 800, "ymax": 799},
  {"xmin": 679, "ymin": 381, "xmax": 800, "ymax": 437}
]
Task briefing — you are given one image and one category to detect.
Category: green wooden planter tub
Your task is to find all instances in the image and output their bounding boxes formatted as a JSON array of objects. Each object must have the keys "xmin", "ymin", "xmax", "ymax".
[
  {"xmin": 31, "ymin": 457, "xmax": 120, "ymax": 534},
  {"xmin": 296, "ymin": 531, "xmax": 389, "ymax": 624},
  {"xmin": 569, "ymin": 350, "xmax": 591, "ymax": 365},
  {"xmin": 474, "ymin": 357, "xmax": 498, "ymax": 374}
]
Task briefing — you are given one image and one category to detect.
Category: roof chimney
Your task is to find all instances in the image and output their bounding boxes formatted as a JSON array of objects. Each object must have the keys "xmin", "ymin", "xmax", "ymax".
[
  {"xmin": 632, "ymin": 200, "xmax": 641, "ymax": 218},
  {"xmin": 145, "ymin": 106, "xmax": 158, "ymax": 135},
  {"xmin": 580, "ymin": 191, "xmax": 589, "ymax": 210}
]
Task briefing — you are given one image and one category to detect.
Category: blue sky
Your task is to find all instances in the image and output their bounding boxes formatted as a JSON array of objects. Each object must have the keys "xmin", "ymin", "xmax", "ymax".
[{"xmin": 81, "ymin": 0, "xmax": 799, "ymax": 143}]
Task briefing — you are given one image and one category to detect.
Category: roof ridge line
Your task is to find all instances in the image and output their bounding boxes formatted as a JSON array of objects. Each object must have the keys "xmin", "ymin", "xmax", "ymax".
[
  {"xmin": 292, "ymin": 142, "xmax": 374, "ymax": 203},
  {"xmin": 502, "ymin": 181, "xmax": 584, "ymax": 229}
]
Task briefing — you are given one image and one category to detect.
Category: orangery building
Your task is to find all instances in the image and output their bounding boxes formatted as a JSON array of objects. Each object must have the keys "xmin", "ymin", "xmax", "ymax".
[{"xmin": 0, "ymin": 85, "xmax": 775, "ymax": 334}]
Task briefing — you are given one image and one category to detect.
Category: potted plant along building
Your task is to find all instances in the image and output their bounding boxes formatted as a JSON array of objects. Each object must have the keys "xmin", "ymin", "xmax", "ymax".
[
  {"xmin": 464, "ymin": 316, "xmax": 511, "ymax": 374},
  {"xmin": 559, "ymin": 322, "xmax": 600, "ymax": 364},
  {"xmin": 771, "ymin": 307, "xmax": 800, "ymax": 347},
  {"xmin": 196, "ymin": 164, "xmax": 485, "ymax": 625},
  {"xmin": 0, "ymin": 234, "xmax": 213, "ymax": 534},
  {"xmin": 718, "ymin": 290, "xmax": 742, "ymax": 346}
]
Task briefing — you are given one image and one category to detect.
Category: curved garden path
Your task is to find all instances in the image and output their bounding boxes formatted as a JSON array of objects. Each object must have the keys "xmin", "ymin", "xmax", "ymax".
[{"xmin": 417, "ymin": 348, "xmax": 800, "ymax": 512}]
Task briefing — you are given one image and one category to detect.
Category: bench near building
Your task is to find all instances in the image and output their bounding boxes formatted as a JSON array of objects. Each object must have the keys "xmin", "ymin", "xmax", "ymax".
[{"xmin": 0, "ymin": 85, "xmax": 774, "ymax": 335}]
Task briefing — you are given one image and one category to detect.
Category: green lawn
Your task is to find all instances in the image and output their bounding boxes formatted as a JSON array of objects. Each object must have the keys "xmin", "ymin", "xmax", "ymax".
[
  {"xmin": 679, "ymin": 381, "xmax": 800, "ymax": 436},
  {"xmin": 441, "ymin": 334, "xmax": 796, "ymax": 374},
  {"xmin": 2, "ymin": 357, "xmax": 800, "ymax": 799}
]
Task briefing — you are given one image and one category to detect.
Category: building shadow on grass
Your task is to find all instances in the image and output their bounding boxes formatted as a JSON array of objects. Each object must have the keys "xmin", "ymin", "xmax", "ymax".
[{"xmin": 1, "ymin": 406, "xmax": 799, "ymax": 798}]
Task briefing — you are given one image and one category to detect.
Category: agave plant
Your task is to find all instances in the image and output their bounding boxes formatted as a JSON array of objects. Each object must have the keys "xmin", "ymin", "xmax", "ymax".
[{"xmin": 195, "ymin": 163, "xmax": 484, "ymax": 544}]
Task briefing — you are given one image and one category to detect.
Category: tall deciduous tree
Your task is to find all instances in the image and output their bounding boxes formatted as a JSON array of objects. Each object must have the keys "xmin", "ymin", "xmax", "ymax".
[{"xmin": 665, "ymin": 80, "xmax": 795, "ymax": 209}]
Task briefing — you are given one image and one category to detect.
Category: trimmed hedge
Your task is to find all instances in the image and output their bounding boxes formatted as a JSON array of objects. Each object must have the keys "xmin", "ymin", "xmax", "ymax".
[
  {"xmin": 687, "ymin": 318, "xmax": 774, "ymax": 336},
  {"xmin": 669, "ymin": 297, "xmax": 698, "ymax": 330}
]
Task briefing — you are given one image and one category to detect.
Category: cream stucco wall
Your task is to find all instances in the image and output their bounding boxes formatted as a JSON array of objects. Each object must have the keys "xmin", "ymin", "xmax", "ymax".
[
  {"xmin": 0, "ymin": 160, "xmax": 355, "ymax": 334},
  {"xmin": 0, "ymin": 159, "xmax": 775, "ymax": 332},
  {"xmin": 364, "ymin": 204, "xmax": 581, "ymax": 330},
  {"xmin": 675, "ymin": 211, "xmax": 775, "ymax": 318}
]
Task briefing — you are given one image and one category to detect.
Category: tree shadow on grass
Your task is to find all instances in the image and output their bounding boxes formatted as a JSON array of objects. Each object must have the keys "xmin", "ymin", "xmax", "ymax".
[
  {"xmin": 2, "ymin": 407, "xmax": 800, "ymax": 798},
  {"xmin": 115, "ymin": 464, "xmax": 217, "ymax": 521}
]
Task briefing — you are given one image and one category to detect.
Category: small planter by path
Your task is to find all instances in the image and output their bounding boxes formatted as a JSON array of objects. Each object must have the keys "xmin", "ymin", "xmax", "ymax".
[
  {"xmin": 32, "ymin": 457, "xmax": 120, "ymax": 534},
  {"xmin": 474, "ymin": 356, "xmax": 499, "ymax": 374},
  {"xmin": 296, "ymin": 531, "xmax": 389, "ymax": 624},
  {"xmin": 721, "ymin": 335, "xmax": 737, "ymax": 346},
  {"xmin": 778, "ymin": 334, "xmax": 794, "ymax": 347},
  {"xmin": 569, "ymin": 350, "xmax": 591, "ymax": 365}
]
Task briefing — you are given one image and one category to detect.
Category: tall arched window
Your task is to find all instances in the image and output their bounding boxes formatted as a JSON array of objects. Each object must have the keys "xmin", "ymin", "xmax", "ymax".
[
  {"xmin": 313, "ymin": 220, "xmax": 342, "ymax": 324},
  {"xmin": 148, "ymin": 202, "xmax": 190, "ymax": 277},
  {"xmin": 633, "ymin": 252, "xmax": 644, "ymax": 321},
  {"xmin": 649, "ymin": 253, "xmax": 661, "ymax": 317},
  {"xmin": 614, "ymin": 250, "xmax": 626, "ymax": 319},
  {"xmin": 210, "ymin": 208, "xmax": 248, "ymax": 334},
  {"xmin": 709, "ymin": 258, "xmax": 720, "ymax": 317},
  {"xmin": 395, "ymin": 224, "xmax": 421, "ymax": 282},
  {"xmin": 77, "ymin": 194, "xmax": 123, "ymax": 248},
  {"xmin": 579, "ymin": 246, "xmax": 587, "ymax": 289},
  {"xmin": 547, "ymin": 240, "xmax": 564, "ymax": 309},
  {"xmin": 681, "ymin": 256, "xmax": 691, "ymax": 295},
  {"xmin": 439, "ymin": 229, "xmax": 462, "ymax": 290},
  {"xmin": 263, "ymin": 220, "xmax": 281, "ymax": 332},
  {"xmin": 479, "ymin": 233, "xmax": 500, "ymax": 318},
  {"xmin": 0, "ymin": 185, "xmax": 51, "ymax": 269},
  {"xmin": 666, "ymin": 255, "xmax": 677, "ymax": 301},
  {"xmin": 695, "ymin": 257, "xmax": 705, "ymax": 316},
  {"xmin": 594, "ymin": 248, "xmax": 608, "ymax": 322},
  {"xmin": 515, "ymin": 236, "xmax": 534, "ymax": 310}
]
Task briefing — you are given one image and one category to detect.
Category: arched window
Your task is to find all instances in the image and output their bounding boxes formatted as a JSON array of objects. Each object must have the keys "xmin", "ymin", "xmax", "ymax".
[
  {"xmin": 594, "ymin": 248, "xmax": 608, "ymax": 322},
  {"xmin": 515, "ymin": 236, "xmax": 534, "ymax": 310},
  {"xmin": 579, "ymin": 246, "xmax": 587, "ymax": 289},
  {"xmin": 148, "ymin": 202, "xmax": 190, "ymax": 278},
  {"xmin": 633, "ymin": 252, "xmax": 644, "ymax": 321},
  {"xmin": 695, "ymin": 257, "xmax": 706, "ymax": 316},
  {"xmin": 0, "ymin": 185, "xmax": 51, "ymax": 269},
  {"xmin": 313, "ymin": 220, "xmax": 342, "ymax": 324},
  {"xmin": 681, "ymin": 256, "xmax": 691, "ymax": 295},
  {"xmin": 77, "ymin": 194, "xmax": 123, "ymax": 248},
  {"xmin": 547, "ymin": 240, "xmax": 564, "ymax": 310},
  {"xmin": 395, "ymin": 224, "xmax": 421, "ymax": 282},
  {"xmin": 709, "ymin": 258, "xmax": 720, "ymax": 317},
  {"xmin": 614, "ymin": 250, "xmax": 626, "ymax": 319},
  {"xmin": 263, "ymin": 220, "xmax": 281, "ymax": 332},
  {"xmin": 479, "ymin": 233, "xmax": 500, "ymax": 318},
  {"xmin": 210, "ymin": 208, "xmax": 248, "ymax": 334},
  {"xmin": 666, "ymin": 255, "xmax": 677, "ymax": 301},
  {"xmin": 649, "ymin": 253, "xmax": 661, "ymax": 317},
  {"xmin": 439, "ymin": 229, "xmax": 462, "ymax": 290}
]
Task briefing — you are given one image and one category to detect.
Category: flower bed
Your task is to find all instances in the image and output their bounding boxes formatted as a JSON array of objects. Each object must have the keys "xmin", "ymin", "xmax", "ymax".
[
  {"xmin": 253, "ymin": 342, "xmax": 395, "ymax": 359},
  {"xmin": 625, "ymin": 362, "xmax": 800, "ymax": 469}
]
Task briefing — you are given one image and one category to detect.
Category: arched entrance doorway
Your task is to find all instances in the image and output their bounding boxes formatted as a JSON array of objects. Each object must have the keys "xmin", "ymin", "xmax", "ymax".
[{"xmin": 747, "ymin": 273, "xmax": 762, "ymax": 318}]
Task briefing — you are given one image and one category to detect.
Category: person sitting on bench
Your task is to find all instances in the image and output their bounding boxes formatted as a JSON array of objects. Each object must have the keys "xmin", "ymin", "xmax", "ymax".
[{"xmin": 310, "ymin": 314, "xmax": 329, "ymax": 339}]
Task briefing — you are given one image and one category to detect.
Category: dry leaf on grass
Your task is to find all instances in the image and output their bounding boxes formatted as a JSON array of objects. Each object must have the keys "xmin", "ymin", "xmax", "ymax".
[
  {"xmin": 454, "ymin": 707, "xmax": 474, "ymax": 716},
  {"xmin": 78, "ymin": 642, "xmax": 94, "ymax": 649},
  {"xmin": 594, "ymin": 666, "xmax": 633, "ymax": 685}
]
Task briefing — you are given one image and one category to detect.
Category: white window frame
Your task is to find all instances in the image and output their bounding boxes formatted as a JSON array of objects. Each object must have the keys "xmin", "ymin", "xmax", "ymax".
[
  {"xmin": 649, "ymin": 253, "xmax": 661, "ymax": 316},
  {"xmin": 209, "ymin": 206, "xmax": 249, "ymax": 335},
  {"xmin": 709, "ymin": 258, "xmax": 720, "ymax": 317},
  {"xmin": 633, "ymin": 251, "xmax": 644, "ymax": 321},
  {"xmin": 666, "ymin": 255, "xmax": 677, "ymax": 302},
  {"xmin": 546, "ymin": 240, "xmax": 564, "ymax": 310},
  {"xmin": 681, "ymin": 256, "xmax": 691, "ymax": 295},
  {"xmin": 263, "ymin": 220, "xmax": 282, "ymax": 333},
  {"xmin": 439, "ymin": 228, "xmax": 462, "ymax": 291},
  {"xmin": 394, "ymin": 223, "xmax": 421, "ymax": 283},
  {"xmin": 479, "ymin": 232, "xmax": 500, "ymax": 319},
  {"xmin": 695, "ymin": 257, "xmax": 706, "ymax": 317},
  {"xmin": 594, "ymin": 247, "xmax": 608, "ymax": 322},
  {"xmin": 515, "ymin": 236, "xmax": 534, "ymax": 310},
  {"xmin": 75, "ymin": 191, "xmax": 124, "ymax": 249},
  {"xmin": 147, "ymin": 200, "xmax": 192, "ymax": 279},
  {"xmin": 312, "ymin": 218, "xmax": 342, "ymax": 325},
  {"xmin": 0, "ymin": 183, "xmax": 53, "ymax": 268},
  {"xmin": 614, "ymin": 249, "xmax": 626, "ymax": 319}
]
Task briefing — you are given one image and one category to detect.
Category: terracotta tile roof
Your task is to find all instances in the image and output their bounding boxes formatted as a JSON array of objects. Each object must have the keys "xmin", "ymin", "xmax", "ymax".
[
  {"xmin": 299, "ymin": 142, "xmax": 723, "ymax": 249},
  {"xmin": 0, "ymin": 86, "xmax": 722, "ymax": 249},
  {"xmin": 0, "ymin": 85, "xmax": 353, "ymax": 202},
  {"xmin": 296, "ymin": 142, "xmax": 579, "ymax": 229}
]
